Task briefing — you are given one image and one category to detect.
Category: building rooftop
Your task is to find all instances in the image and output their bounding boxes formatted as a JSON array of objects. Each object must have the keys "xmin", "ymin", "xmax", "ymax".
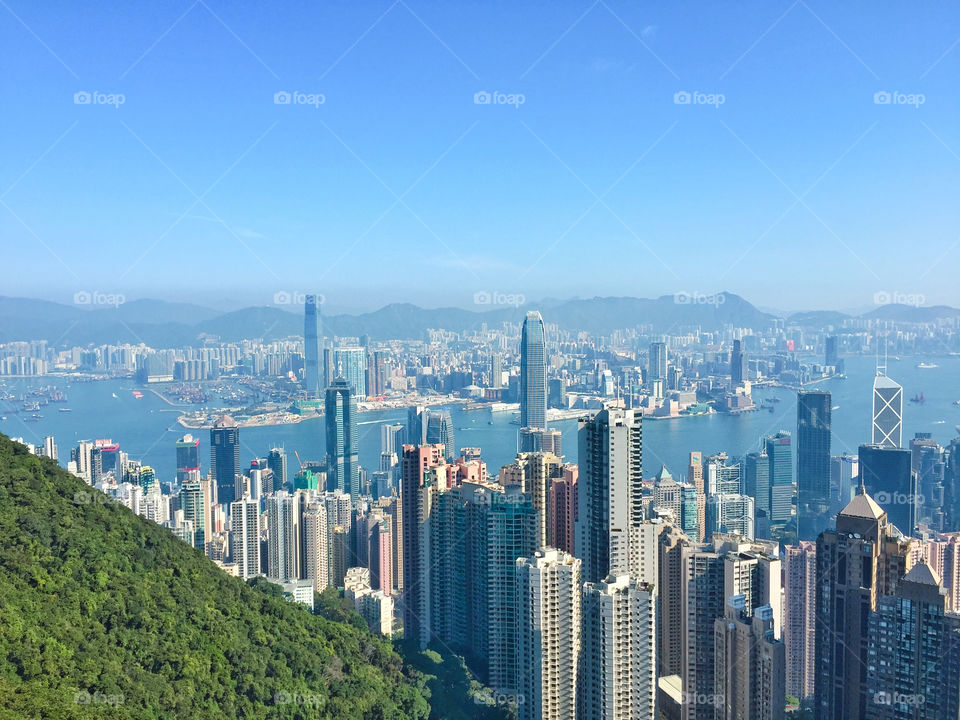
[
  {"xmin": 903, "ymin": 562, "xmax": 941, "ymax": 587},
  {"xmin": 839, "ymin": 488, "xmax": 885, "ymax": 520}
]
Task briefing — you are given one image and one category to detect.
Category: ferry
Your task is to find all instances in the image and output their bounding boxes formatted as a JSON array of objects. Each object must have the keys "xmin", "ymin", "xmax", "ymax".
[
  {"xmin": 132, "ymin": 391, "xmax": 144, "ymax": 399},
  {"xmin": 917, "ymin": 362, "xmax": 938, "ymax": 369},
  {"xmin": 59, "ymin": 407, "xmax": 72, "ymax": 413}
]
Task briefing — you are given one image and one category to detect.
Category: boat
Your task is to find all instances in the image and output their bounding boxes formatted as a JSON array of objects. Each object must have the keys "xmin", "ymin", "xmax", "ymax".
[
  {"xmin": 917, "ymin": 362, "xmax": 938, "ymax": 369},
  {"xmin": 132, "ymin": 391, "xmax": 144, "ymax": 399},
  {"xmin": 910, "ymin": 393, "xmax": 925, "ymax": 404},
  {"xmin": 59, "ymin": 407, "xmax": 72, "ymax": 413},
  {"xmin": 832, "ymin": 405, "xmax": 840, "ymax": 410}
]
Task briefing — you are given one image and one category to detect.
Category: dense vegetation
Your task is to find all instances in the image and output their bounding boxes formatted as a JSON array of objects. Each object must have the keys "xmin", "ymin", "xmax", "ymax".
[{"xmin": 0, "ymin": 433, "xmax": 430, "ymax": 719}]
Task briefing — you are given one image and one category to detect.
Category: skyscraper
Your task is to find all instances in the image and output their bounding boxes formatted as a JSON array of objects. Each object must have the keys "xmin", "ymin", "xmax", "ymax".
[
  {"xmin": 824, "ymin": 335, "xmax": 839, "ymax": 368},
  {"xmin": 325, "ymin": 376, "xmax": 359, "ymax": 500},
  {"xmin": 210, "ymin": 415, "xmax": 240, "ymax": 505},
  {"xmin": 333, "ymin": 347, "xmax": 366, "ymax": 398},
  {"xmin": 714, "ymin": 599, "xmax": 785, "ymax": 720},
  {"xmin": 179, "ymin": 473, "xmax": 211, "ymax": 551},
  {"xmin": 784, "ymin": 541, "xmax": 816, "ymax": 703},
  {"xmin": 520, "ymin": 311, "xmax": 547, "ymax": 431},
  {"xmin": 688, "ymin": 451, "xmax": 706, "ymax": 541},
  {"xmin": 858, "ymin": 443, "xmax": 915, "ymax": 535},
  {"xmin": 579, "ymin": 575, "xmax": 657, "ymax": 720},
  {"xmin": 866, "ymin": 563, "xmax": 960, "ymax": 720},
  {"xmin": 399, "ymin": 444, "xmax": 446, "ymax": 649},
  {"xmin": 516, "ymin": 549, "xmax": 581, "ymax": 720},
  {"xmin": 304, "ymin": 294, "xmax": 321, "ymax": 396},
  {"xmin": 648, "ymin": 341, "xmax": 668, "ymax": 383},
  {"xmin": 814, "ymin": 488, "xmax": 911, "ymax": 720},
  {"xmin": 797, "ymin": 390, "xmax": 831, "ymax": 539},
  {"xmin": 230, "ymin": 496, "xmax": 260, "ymax": 580},
  {"xmin": 765, "ymin": 431, "xmax": 793, "ymax": 530},
  {"xmin": 265, "ymin": 490, "xmax": 298, "ymax": 582},
  {"xmin": 267, "ymin": 447, "xmax": 288, "ymax": 491},
  {"xmin": 175, "ymin": 434, "xmax": 201, "ymax": 485},
  {"xmin": 576, "ymin": 407, "xmax": 644, "ymax": 583},
  {"xmin": 424, "ymin": 409, "xmax": 456, "ymax": 462},
  {"xmin": 872, "ymin": 370, "xmax": 902, "ymax": 448},
  {"xmin": 730, "ymin": 339, "xmax": 747, "ymax": 385}
]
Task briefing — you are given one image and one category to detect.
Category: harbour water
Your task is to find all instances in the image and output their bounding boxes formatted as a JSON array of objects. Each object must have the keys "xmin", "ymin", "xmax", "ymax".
[{"xmin": 2, "ymin": 355, "xmax": 958, "ymax": 485}]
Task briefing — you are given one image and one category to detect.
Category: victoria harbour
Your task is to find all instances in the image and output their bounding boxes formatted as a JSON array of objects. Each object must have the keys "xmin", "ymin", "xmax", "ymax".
[{"xmin": 4, "ymin": 354, "xmax": 957, "ymax": 486}]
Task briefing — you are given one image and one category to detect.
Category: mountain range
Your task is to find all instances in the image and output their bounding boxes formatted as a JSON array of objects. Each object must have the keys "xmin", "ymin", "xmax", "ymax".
[{"xmin": 1, "ymin": 294, "xmax": 958, "ymax": 346}]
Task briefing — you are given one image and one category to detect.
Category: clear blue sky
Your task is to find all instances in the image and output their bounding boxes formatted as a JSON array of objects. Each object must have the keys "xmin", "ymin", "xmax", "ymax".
[{"xmin": 2, "ymin": 1, "xmax": 958, "ymax": 312}]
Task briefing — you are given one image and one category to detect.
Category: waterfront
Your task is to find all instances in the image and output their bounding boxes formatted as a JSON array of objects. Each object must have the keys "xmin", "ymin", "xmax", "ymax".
[{"xmin": 2, "ymin": 354, "xmax": 958, "ymax": 485}]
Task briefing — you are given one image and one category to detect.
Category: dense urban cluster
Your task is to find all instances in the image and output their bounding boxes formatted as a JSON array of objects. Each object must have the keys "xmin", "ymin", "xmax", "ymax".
[{"xmin": 10, "ymin": 298, "xmax": 960, "ymax": 720}]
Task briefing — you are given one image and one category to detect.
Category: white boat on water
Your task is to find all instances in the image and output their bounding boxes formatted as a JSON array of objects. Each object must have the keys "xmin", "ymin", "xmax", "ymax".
[{"xmin": 917, "ymin": 362, "xmax": 938, "ymax": 369}]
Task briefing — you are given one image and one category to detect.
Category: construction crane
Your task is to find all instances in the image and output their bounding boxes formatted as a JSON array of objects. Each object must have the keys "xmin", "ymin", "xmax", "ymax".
[{"xmin": 294, "ymin": 450, "xmax": 304, "ymax": 471}]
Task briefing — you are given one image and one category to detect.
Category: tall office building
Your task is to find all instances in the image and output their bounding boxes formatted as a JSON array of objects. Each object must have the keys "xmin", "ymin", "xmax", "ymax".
[
  {"xmin": 516, "ymin": 549, "xmax": 581, "ymax": 720},
  {"xmin": 765, "ymin": 431, "xmax": 793, "ymax": 529},
  {"xmin": 784, "ymin": 541, "xmax": 816, "ymax": 703},
  {"xmin": 175, "ymin": 434, "xmax": 201, "ymax": 485},
  {"xmin": 576, "ymin": 407, "xmax": 644, "ymax": 583},
  {"xmin": 866, "ymin": 563, "xmax": 960, "ymax": 720},
  {"xmin": 858, "ymin": 443, "xmax": 915, "ymax": 535},
  {"xmin": 381, "ymin": 422, "xmax": 407, "ymax": 456},
  {"xmin": 325, "ymin": 376, "xmax": 359, "ymax": 500},
  {"xmin": 230, "ymin": 496, "xmax": 260, "ymax": 580},
  {"xmin": 210, "ymin": 415, "xmax": 240, "ymax": 505},
  {"xmin": 714, "ymin": 599, "xmax": 785, "ymax": 720},
  {"xmin": 304, "ymin": 294, "xmax": 321, "ymax": 396},
  {"xmin": 872, "ymin": 370, "xmax": 902, "ymax": 448},
  {"xmin": 520, "ymin": 311, "xmax": 547, "ymax": 431},
  {"xmin": 425, "ymin": 409, "xmax": 456, "ymax": 462},
  {"xmin": 265, "ymin": 490, "xmax": 298, "ymax": 582},
  {"xmin": 797, "ymin": 390, "xmax": 831, "ymax": 539},
  {"xmin": 648, "ymin": 341, "xmax": 668, "ymax": 383},
  {"xmin": 730, "ymin": 339, "xmax": 747, "ymax": 385},
  {"xmin": 824, "ymin": 335, "xmax": 839, "ymax": 368},
  {"xmin": 688, "ymin": 451, "xmax": 705, "ymax": 541},
  {"xmin": 580, "ymin": 575, "xmax": 657, "ymax": 720},
  {"xmin": 744, "ymin": 450, "xmax": 770, "ymax": 532},
  {"xmin": 334, "ymin": 347, "xmax": 367, "ymax": 398},
  {"xmin": 267, "ymin": 447, "xmax": 288, "ymax": 491},
  {"xmin": 814, "ymin": 488, "xmax": 911, "ymax": 720}
]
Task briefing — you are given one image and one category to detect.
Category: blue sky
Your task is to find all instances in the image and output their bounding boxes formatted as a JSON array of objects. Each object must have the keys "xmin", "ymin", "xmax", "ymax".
[{"xmin": 1, "ymin": 0, "xmax": 958, "ymax": 313}]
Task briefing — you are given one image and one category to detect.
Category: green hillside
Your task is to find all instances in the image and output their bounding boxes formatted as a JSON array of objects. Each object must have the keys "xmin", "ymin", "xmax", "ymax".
[{"xmin": 0, "ymin": 433, "xmax": 430, "ymax": 719}]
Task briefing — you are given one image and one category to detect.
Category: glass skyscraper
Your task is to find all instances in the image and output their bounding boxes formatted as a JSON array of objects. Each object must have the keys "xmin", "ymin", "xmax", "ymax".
[
  {"xmin": 872, "ymin": 370, "xmax": 902, "ymax": 448},
  {"xmin": 519, "ymin": 311, "xmax": 547, "ymax": 431},
  {"xmin": 333, "ymin": 346, "xmax": 366, "ymax": 398},
  {"xmin": 210, "ymin": 415, "xmax": 240, "ymax": 505},
  {"xmin": 325, "ymin": 376, "xmax": 359, "ymax": 499},
  {"xmin": 797, "ymin": 390, "xmax": 831, "ymax": 539},
  {"xmin": 303, "ymin": 295, "xmax": 321, "ymax": 397}
]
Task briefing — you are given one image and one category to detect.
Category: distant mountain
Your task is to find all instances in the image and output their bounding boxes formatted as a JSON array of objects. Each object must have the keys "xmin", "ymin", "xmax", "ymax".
[
  {"xmin": 861, "ymin": 304, "xmax": 960, "ymax": 322},
  {"xmin": 2, "ymin": 293, "xmax": 956, "ymax": 346},
  {"xmin": 0, "ymin": 433, "xmax": 431, "ymax": 719},
  {"xmin": 787, "ymin": 310, "xmax": 852, "ymax": 327}
]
